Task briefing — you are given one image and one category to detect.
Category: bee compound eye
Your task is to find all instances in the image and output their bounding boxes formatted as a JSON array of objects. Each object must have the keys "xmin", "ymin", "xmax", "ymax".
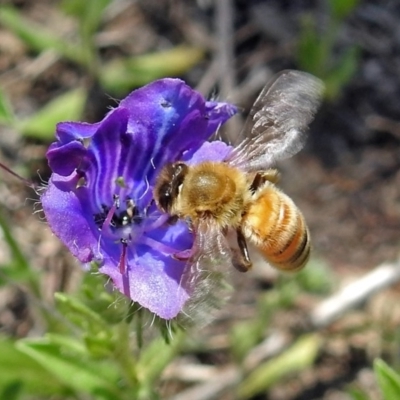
[
  {"xmin": 155, "ymin": 162, "xmax": 188, "ymax": 214},
  {"xmin": 172, "ymin": 162, "xmax": 188, "ymax": 184},
  {"xmin": 157, "ymin": 183, "xmax": 173, "ymax": 213}
]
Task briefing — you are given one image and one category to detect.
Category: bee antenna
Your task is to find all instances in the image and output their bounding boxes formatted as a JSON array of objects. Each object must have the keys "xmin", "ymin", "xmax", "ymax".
[{"xmin": 0, "ymin": 161, "xmax": 37, "ymax": 191}]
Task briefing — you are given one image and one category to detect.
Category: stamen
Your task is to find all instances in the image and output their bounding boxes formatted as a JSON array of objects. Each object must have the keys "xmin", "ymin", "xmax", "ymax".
[
  {"xmin": 119, "ymin": 239, "xmax": 128, "ymax": 274},
  {"xmin": 139, "ymin": 236, "xmax": 183, "ymax": 256},
  {"xmin": 0, "ymin": 161, "xmax": 36, "ymax": 190},
  {"xmin": 113, "ymin": 194, "xmax": 120, "ymax": 209},
  {"xmin": 172, "ymin": 248, "xmax": 194, "ymax": 261},
  {"xmin": 144, "ymin": 213, "xmax": 170, "ymax": 232},
  {"xmin": 101, "ymin": 201, "xmax": 118, "ymax": 235}
]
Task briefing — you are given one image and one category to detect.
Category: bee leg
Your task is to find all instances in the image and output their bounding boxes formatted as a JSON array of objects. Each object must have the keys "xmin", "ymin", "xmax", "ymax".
[
  {"xmin": 250, "ymin": 170, "xmax": 280, "ymax": 193},
  {"xmin": 233, "ymin": 228, "xmax": 252, "ymax": 272},
  {"xmin": 173, "ymin": 222, "xmax": 196, "ymax": 260},
  {"xmin": 167, "ymin": 215, "xmax": 179, "ymax": 225},
  {"xmin": 172, "ymin": 248, "xmax": 193, "ymax": 261}
]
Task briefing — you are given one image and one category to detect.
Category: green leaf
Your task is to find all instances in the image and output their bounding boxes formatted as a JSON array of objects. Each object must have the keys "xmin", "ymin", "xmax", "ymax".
[
  {"xmin": 374, "ymin": 359, "xmax": 400, "ymax": 400},
  {"xmin": 329, "ymin": 0, "xmax": 359, "ymax": 20},
  {"xmin": 294, "ymin": 258, "xmax": 333, "ymax": 294},
  {"xmin": 16, "ymin": 337, "xmax": 120, "ymax": 398},
  {"xmin": 45, "ymin": 333, "xmax": 88, "ymax": 355},
  {"xmin": 18, "ymin": 88, "xmax": 86, "ymax": 140},
  {"xmin": 238, "ymin": 334, "xmax": 321, "ymax": 399},
  {"xmin": 137, "ymin": 334, "xmax": 183, "ymax": 388},
  {"xmin": 230, "ymin": 320, "xmax": 265, "ymax": 361},
  {"xmin": 0, "ymin": 337, "xmax": 68, "ymax": 396},
  {"xmin": 100, "ymin": 46, "xmax": 205, "ymax": 94},
  {"xmin": 60, "ymin": 0, "xmax": 111, "ymax": 70},
  {"xmin": 0, "ymin": 6, "xmax": 86, "ymax": 65},
  {"xmin": 61, "ymin": 0, "xmax": 111, "ymax": 36},
  {"xmin": 0, "ymin": 89, "xmax": 14, "ymax": 125},
  {"xmin": 297, "ymin": 15, "xmax": 324, "ymax": 75},
  {"xmin": 0, "ymin": 211, "xmax": 40, "ymax": 295},
  {"xmin": 325, "ymin": 46, "xmax": 359, "ymax": 101},
  {"xmin": 54, "ymin": 292, "xmax": 109, "ymax": 330},
  {"xmin": 347, "ymin": 386, "xmax": 370, "ymax": 400},
  {"xmin": 0, "ymin": 381, "xmax": 23, "ymax": 400}
]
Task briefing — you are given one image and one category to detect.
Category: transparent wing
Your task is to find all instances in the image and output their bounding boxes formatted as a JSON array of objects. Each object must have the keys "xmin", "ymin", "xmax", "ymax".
[
  {"xmin": 227, "ymin": 70, "xmax": 324, "ymax": 172},
  {"xmin": 178, "ymin": 219, "xmax": 233, "ymax": 327}
]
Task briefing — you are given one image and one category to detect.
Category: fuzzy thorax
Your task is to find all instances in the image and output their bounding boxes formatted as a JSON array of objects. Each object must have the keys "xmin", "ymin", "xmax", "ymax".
[{"xmin": 174, "ymin": 162, "xmax": 249, "ymax": 228}]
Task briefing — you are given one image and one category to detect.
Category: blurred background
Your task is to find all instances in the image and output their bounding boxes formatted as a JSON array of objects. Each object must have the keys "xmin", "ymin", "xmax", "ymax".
[{"xmin": 1, "ymin": 0, "xmax": 400, "ymax": 399}]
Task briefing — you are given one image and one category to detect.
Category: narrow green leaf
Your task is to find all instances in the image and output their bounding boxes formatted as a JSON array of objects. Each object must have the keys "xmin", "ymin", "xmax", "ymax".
[
  {"xmin": 61, "ymin": 0, "xmax": 111, "ymax": 36},
  {"xmin": 16, "ymin": 338, "xmax": 119, "ymax": 397},
  {"xmin": 294, "ymin": 258, "xmax": 333, "ymax": 294},
  {"xmin": 0, "ymin": 381, "xmax": 23, "ymax": 400},
  {"xmin": 238, "ymin": 334, "xmax": 321, "ymax": 399},
  {"xmin": 325, "ymin": 46, "xmax": 359, "ymax": 101},
  {"xmin": 54, "ymin": 292, "xmax": 109, "ymax": 329},
  {"xmin": 18, "ymin": 88, "xmax": 86, "ymax": 140},
  {"xmin": 137, "ymin": 333, "xmax": 183, "ymax": 387},
  {"xmin": 45, "ymin": 333, "xmax": 88, "ymax": 355},
  {"xmin": 347, "ymin": 386, "xmax": 370, "ymax": 400},
  {"xmin": 0, "ymin": 89, "xmax": 14, "ymax": 125},
  {"xmin": 0, "ymin": 211, "xmax": 40, "ymax": 295},
  {"xmin": 374, "ymin": 359, "xmax": 400, "ymax": 400},
  {"xmin": 297, "ymin": 15, "xmax": 324, "ymax": 75},
  {"xmin": 230, "ymin": 320, "xmax": 264, "ymax": 361},
  {"xmin": 0, "ymin": 337, "xmax": 68, "ymax": 396},
  {"xmin": 0, "ymin": 212, "xmax": 28, "ymax": 271},
  {"xmin": 329, "ymin": 0, "xmax": 359, "ymax": 20},
  {"xmin": 100, "ymin": 46, "xmax": 205, "ymax": 94},
  {"xmin": 0, "ymin": 6, "xmax": 85, "ymax": 65}
]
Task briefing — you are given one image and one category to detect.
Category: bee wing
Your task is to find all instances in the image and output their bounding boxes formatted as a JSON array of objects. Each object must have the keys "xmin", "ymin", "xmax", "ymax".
[
  {"xmin": 179, "ymin": 219, "xmax": 233, "ymax": 326},
  {"xmin": 227, "ymin": 70, "xmax": 324, "ymax": 172}
]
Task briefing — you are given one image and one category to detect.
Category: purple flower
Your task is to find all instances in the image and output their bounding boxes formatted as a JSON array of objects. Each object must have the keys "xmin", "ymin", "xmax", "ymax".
[{"xmin": 41, "ymin": 78, "xmax": 237, "ymax": 319}]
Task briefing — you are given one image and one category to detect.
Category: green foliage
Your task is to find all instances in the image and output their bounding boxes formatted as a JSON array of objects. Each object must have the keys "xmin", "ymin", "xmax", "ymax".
[
  {"xmin": 0, "ymin": 212, "xmax": 185, "ymax": 399},
  {"xmin": 0, "ymin": 6, "xmax": 86, "ymax": 66},
  {"xmin": 61, "ymin": 0, "xmax": 112, "ymax": 72},
  {"xmin": 347, "ymin": 386, "xmax": 371, "ymax": 400},
  {"xmin": 0, "ymin": 211, "xmax": 40, "ymax": 296},
  {"xmin": 100, "ymin": 46, "xmax": 205, "ymax": 95},
  {"xmin": 374, "ymin": 359, "xmax": 400, "ymax": 400},
  {"xmin": 0, "ymin": 337, "xmax": 70, "ymax": 397},
  {"xmin": 238, "ymin": 334, "xmax": 321, "ymax": 399},
  {"xmin": 0, "ymin": 1, "xmax": 205, "ymax": 140},
  {"xmin": 329, "ymin": 0, "xmax": 360, "ymax": 20},
  {"xmin": 294, "ymin": 258, "xmax": 333, "ymax": 295},
  {"xmin": 297, "ymin": 0, "xmax": 360, "ymax": 101},
  {"xmin": 230, "ymin": 319, "xmax": 267, "ymax": 362},
  {"xmin": 16, "ymin": 337, "xmax": 120, "ymax": 399},
  {"xmin": 61, "ymin": 0, "xmax": 111, "ymax": 38},
  {"xmin": 19, "ymin": 89, "xmax": 87, "ymax": 140},
  {"xmin": 0, "ymin": 89, "xmax": 14, "ymax": 125}
]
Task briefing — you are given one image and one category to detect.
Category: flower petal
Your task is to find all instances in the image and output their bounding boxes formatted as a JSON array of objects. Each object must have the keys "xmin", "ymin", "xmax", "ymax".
[
  {"xmin": 184, "ymin": 140, "xmax": 233, "ymax": 165},
  {"xmin": 47, "ymin": 141, "xmax": 87, "ymax": 176},
  {"xmin": 56, "ymin": 120, "xmax": 102, "ymax": 144},
  {"xmin": 119, "ymin": 79, "xmax": 237, "ymax": 188},
  {"xmin": 41, "ymin": 174, "xmax": 98, "ymax": 263},
  {"xmin": 100, "ymin": 252, "xmax": 188, "ymax": 320},
  {"xmin": 205, "ymin": 101, "xmax": 238, "ymax": 136}
]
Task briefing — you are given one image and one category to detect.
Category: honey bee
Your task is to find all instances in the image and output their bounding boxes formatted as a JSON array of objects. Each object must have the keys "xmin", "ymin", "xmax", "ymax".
[{"xmin": 154, "ymin": 70, "xmax": 323, "ymax": 319}]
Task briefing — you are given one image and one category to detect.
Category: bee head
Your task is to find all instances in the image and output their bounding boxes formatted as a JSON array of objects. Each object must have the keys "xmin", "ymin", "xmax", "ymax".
[{"xmin": 154, "ymin": 162, "xmax": 188, "ymax": 214}]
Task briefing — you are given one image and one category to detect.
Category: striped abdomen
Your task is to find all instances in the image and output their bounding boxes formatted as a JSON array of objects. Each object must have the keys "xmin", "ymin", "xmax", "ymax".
[{"xmin": 242, "ymin": 185, "xmax": 310, "ymax": 271}]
